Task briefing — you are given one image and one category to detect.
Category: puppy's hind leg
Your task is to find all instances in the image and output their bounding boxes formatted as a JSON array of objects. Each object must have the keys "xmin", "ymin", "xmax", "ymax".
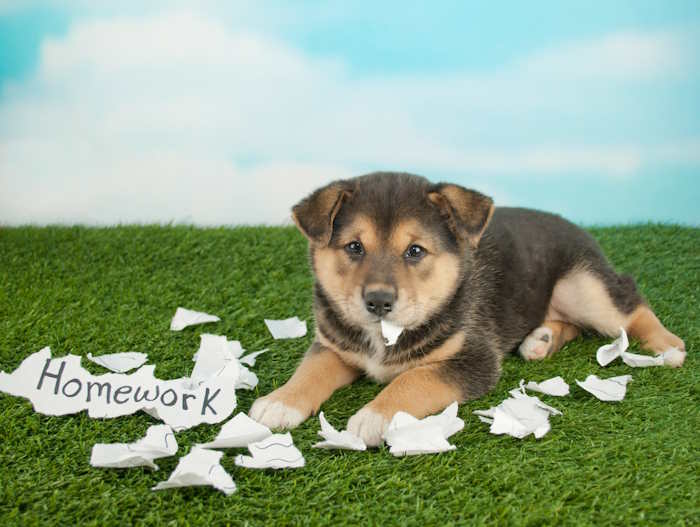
[
  {"xmin": 627, "ymin": 306, "xmax": 686, "ymax": 366},
  {"xmin": 519, "ymin": 321, "xmax": 581, "ymax": 361},
  {"xmin": 549, "ymin": 266, "xmax": 686, "ymax": 367}
]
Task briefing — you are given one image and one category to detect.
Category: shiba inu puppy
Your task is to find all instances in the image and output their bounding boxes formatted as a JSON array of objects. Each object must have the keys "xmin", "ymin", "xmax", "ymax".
[{"xmin": 250, "ymin": 172, "xmax": 685, "ymax": 445}]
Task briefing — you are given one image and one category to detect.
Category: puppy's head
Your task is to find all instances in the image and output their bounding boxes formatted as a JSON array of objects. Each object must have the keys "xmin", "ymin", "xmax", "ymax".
[{"xmin": 293, "ymin": 173, "xmax": 493, "ymax": 330}]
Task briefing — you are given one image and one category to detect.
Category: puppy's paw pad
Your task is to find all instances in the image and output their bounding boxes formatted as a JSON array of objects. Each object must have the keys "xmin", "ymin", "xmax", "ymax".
[
  {"xmin": 347, "ymin": 407, "xmax": 389, "ymax": 447},
  {"xmin": 661, "ymin": 347, "xmax": 686, "ymax": 368},
  {"xmin": 519, "ymin": 327, "xmax": 554, "ymax": 361},
  {"xmin": 249, "ymin": 397, "xmax": 306, "ymax": 430}
]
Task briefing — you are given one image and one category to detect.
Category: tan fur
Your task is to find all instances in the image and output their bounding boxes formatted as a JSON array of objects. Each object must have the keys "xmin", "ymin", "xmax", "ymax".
[
  {"xmin": 627, "ymin": 305, "xmax": 685, "ymax": 353},
  {"xmin": 335, "ymin": 213, "xmax": 379, "ymax": 251},
  {"xmin": 547, "ymin": 268, "xmax": 632, "ymax": 336},
  {"xmin": 546, "ymin": 268, "xmax": 683, "ymax": 354},
  {"xmin": 364, "ymin": 364, "xmax": 463, "ymax": 420},
  {"xmin": 259, "ymin": 347, "xmax": 360, "ymax": 416}
]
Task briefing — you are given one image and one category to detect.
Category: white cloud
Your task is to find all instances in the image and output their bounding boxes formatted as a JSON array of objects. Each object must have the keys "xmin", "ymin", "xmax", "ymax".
[{"xmin": 0, "ymin": 11, "xmax": 698, "ymax": 225}]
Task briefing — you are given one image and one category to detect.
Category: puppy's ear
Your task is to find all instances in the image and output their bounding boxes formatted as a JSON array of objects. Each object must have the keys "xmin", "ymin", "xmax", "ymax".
[
  {"xmin": 428, "ymin": 183, "xmax": 494, "ymax": 248},
  {"xmin": 292, "ymin": 181, "xmax": 353, "ymax": 246}
]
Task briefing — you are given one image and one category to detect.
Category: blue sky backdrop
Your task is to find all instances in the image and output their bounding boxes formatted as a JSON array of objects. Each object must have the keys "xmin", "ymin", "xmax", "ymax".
[{"xmin": 1, "ymin": 1, "xmax": 699, "ymax": 225}]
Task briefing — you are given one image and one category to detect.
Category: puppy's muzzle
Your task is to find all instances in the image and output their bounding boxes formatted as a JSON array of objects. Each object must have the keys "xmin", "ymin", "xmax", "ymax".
[{"xmin": 364, "ymin": 289, "xmax": 395, "ymax": 318}]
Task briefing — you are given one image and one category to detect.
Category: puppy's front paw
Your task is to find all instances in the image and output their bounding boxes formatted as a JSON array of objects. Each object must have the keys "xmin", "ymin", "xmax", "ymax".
[
  {"xmin": 249, "ymin": 393, "xmax": 307, "ymax": 430},
  {"xmin": 347, "ymin": 407, "xmax": 390, "ymax": 447},
  {"xmin": 519, "ymin": 326, "xmax": 554, "ymax": 361}
]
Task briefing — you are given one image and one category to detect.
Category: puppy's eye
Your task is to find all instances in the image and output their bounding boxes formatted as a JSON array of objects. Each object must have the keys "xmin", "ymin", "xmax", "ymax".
[
  {"xmin": 345, "ymin": 241, "xmax": 364, "ymax": 256},
  {"xmin": 405, "ymin": 244, "xmax": 426, "ymax": 260}
]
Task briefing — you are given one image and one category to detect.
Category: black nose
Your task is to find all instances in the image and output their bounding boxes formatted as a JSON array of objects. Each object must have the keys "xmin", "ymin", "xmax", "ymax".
[{"xmin": 364, "ymin": 289, "xmax": 395, "ymax": 317}]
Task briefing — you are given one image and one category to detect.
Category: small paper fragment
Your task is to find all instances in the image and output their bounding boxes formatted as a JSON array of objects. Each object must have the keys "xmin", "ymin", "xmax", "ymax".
[
  {"xmin": 596, "ymin": 327, "xmax": 629, "ymax": 366},
  {"xmin": 234, "ymin": 432, "xmax": 305, "ymax": 469},
  {"xmin": 197, "ymin": 413, "xmax": 272, "ymax": 449},
  {"xmin": 235, "ymin": 364, "xmax": 259, "ymax": 390},
  {"xmin": 523, "ymin": 376, "xmax": 570, "ymax": 397},
  {"xmin": 170, "ymin": 307, "xmax": 220, "ymax": 331},
  {"xmin": 313, "ymin": 412, "xmax": 366, "ymax": 451},
  {"xmin": 239, "ymin": 349, "xmax": 269, "ymax": 367},
  {"xmin": 91, "ymin": 424, "xmax": 177, "ymax": 470},
  {"xmin": 383, "ymin": 402, "xmax": 463, "ymax": 456},
  {"xmin": 576, "ymin": 374, "xmax": 633, "ymax": 402},
  {"xmin": 264, "ymin": 317, "xmax": 307, "ymax": 339},
  {"xmin": 152, "ymin": 447, "xmax": 236, "ymax": 495},
  {"xmin": 187, "ymin": 334, "xmax": 241, "ymax": 389},
  {"xmin": 417, "ymin": 401, "xmax": 464, "ymax": 439},
  {"xmin": 192, "ymin": 334, "xmax": 244, "ymax": 361},
  {"xmin": 87, "ymin": 352, "xmax": 148, "ymax": 373},
  {"xmin": 596, "ymin": 327, "xmax": 674, "ymax": 368},
  {"xmin": 380, "ymin": 320, "xmax": 404, "ymax": 346},
  {"xmin": 475, "ymin": 389, "xmax": 560, "ymax": 439}
]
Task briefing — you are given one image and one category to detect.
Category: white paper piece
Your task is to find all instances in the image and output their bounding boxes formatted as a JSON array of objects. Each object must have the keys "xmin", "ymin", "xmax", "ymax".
[
  {"xmin": 475, "ymin": 388, "xmax": 561, "ymax": 439},
  {"xmin": 264, "ymin": 317, "xmax": 307, "ymax": 339},
  {"xmin": 170, "ymin": 307, "xmax": 220, "ymax": 331},
  {"xmin": 87, "ymin": 352, "xmax": 148, "ymax": 373},
  {"xmin": 238, "ymin": 349, "xmax": 268, "ymax": 367},
  {"xmin": 576, "ymin": 374, "xmax": 633, "ymax": 402},
  {"xmin": 235, "ymin": 364, "xmax": 258, "ymax": 390},
  {"xmin": 187, "ymin": 334, "xmax": 241, "ymax": 389},
  {"xmin": 380, "ymin": 320, "xmax": 404, "ymax": 346},
  {"xmin": 383, "ymin": 402, "xmax": 464, "ymax": 456},
  {"xmin": 596, "ymin": 327, "xmax": 678, "ymax": 368},
  {"xmin": 192, "ymin": 334, "xmax": 244, "ymax": 361},
  {"xmin": 152, "ymin": 447, "xmax": 236, "ymax": 495},
  {"xmin": 523, "ymin": 376, "xmax": 570, "ymax": 397},
  {"xmin": 90, "ymin": 424, "xmax": 177, "ymax": 470},
  {"xmin": 197, "ymin": 412, "xmax": 272, "ymax": 449},
  {"xmin": 596, "ymin": 327, "xmax": 630, "ymax": 366},
  {"xmin": 234, "ymin": 432, "xmax": 305, "ymax": 469},
  {"xmin": 0, "ymin": 347, "xmax": 236, "ymax": 431},
  {"xmin": 312, "ymin": 412, "xmax": 367, "ymax": 451}
]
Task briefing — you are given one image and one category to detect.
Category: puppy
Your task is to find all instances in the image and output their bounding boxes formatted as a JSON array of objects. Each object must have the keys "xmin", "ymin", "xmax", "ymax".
[{"xmin": 250, "ymin": 172, "xmax": 685, "ymax": 445}]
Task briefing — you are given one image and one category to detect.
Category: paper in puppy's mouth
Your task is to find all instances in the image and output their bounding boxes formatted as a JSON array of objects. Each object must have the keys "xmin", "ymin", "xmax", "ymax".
[{"xmin": 380, "ymin": 320, "xmax": 404, "ymax": 346}]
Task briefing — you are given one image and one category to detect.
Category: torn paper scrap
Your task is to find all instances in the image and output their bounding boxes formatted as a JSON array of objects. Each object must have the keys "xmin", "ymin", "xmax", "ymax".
[
  {"xmin": 576, "ymin": 374, "xmax": 633, "ymax": 402},
  {"xmin": 234, "ymin": 432, "xmax": 305, "ymax": 469},
  {"xmin": 508, "ymin": 385, "xmax": 562, "ymax": 416},
  {"xmin": 264, "ymin": 317, "xmax": 307, "ymax": 339},
  {"xmin": 238, "ymin": 349, "xmax": 268, "ymax": 367},
  {"xmin": 475, "ymin": 390, "xmax": 560, "ymax": 439},
  {"xmin": 523, "ymin": 376, "xmax": 570, "ymax": 397},
  {"xmin": 87, "ymin": 352, "xmax": 148, "ymax": 373},
  {"xmin": 622, "ymin": 348, "xmax": 684, "ymax": 367},
  {"xmin": 170, "ymin": 307, "xmax": 220, "ymax": 331},
  {"xmin": 380, "ymin": 320, "xmax": 404, "ymax": 346},
  {"xmin": 421, "ymin": 401, "xmax": 464, "ymax": 438},
  {"xmin": 235, "ymin": 364, "xmax": 258, "ymax": 390},
  {"xmin": 596, "ymin": 327, "xmax": 629, "ymax": 366},
  {"xmin": 197, "ymin": 412, "xmax": 272, "ymax": 449},
  {"xmin": 0, "ymin": 347, "xmax": 236, "ymax": 431},
  {"xmin": 596, "ymin": 327, "xmax": 680, "ymax": 368},
  {"xmin": 90, "ymin": 424, "xmax": 177, "ymax": 470},
  {"xmin": 383, "ymin": 402, "xmax": 464, "ymax": 456},
  {"xmin": 192, "ymin": 334, "xmax": 244, "ymax": 361},
  {"xmin": 384, "ymin": 412, "xmax": 455, "ymax": 457},
  {"xmin": 313, "ymin": 412, "xmax": 366, "ymax": 451},
  {"xmin": 152, "ymin": 447, "xmax": 236, "ymax": 495},
  {"xmin": 187, "ymin": 334, "xmax": 241, "ymax": 389}
]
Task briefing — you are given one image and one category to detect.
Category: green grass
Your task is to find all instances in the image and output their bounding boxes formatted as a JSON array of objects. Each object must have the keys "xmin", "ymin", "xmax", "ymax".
[{"xmin": 0, "ymin": 224, "xmax": 698, "ymax": 526}]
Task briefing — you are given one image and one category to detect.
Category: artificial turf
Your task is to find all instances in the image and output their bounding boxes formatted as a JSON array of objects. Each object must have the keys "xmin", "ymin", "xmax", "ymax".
[{"xmin": 0, "ymin": 224, "xmax": 698, "ymax": 526}]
